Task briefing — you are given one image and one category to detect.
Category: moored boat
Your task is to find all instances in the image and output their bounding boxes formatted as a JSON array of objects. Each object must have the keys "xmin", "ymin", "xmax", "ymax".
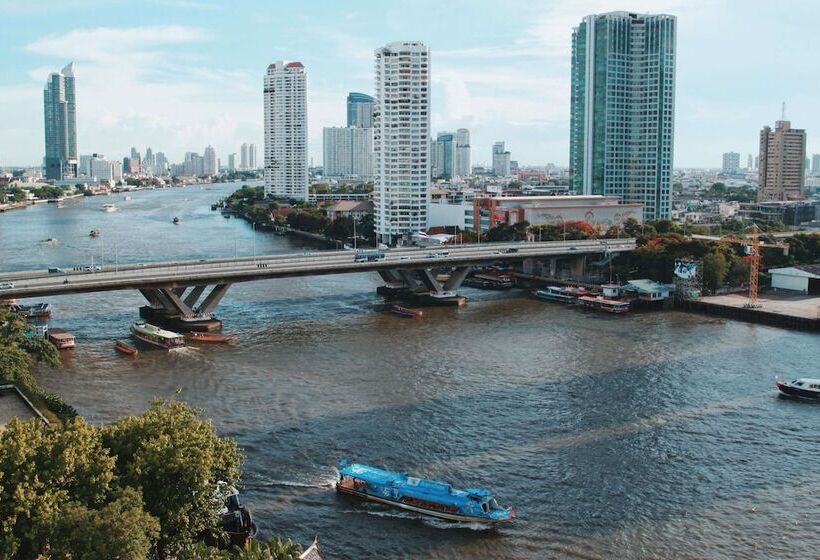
[
  {"xmin": 114, "ymin": 339, "xmax": 139, "ymax": 356},
  {"xmin": 184, "ymin": 331, "xmax": 238, "ymax": 344},
  {"xmin": 47, "ymin": 328, "xmax": 75, "ymax": 349},
  {"xmin": 390, "ymin": 305, "xmax": 423, "ymax": 318},
  {"xmin": 336, "ymin": 460, "xmax": 515, "ymax": 524},
  {"xmin": 130, "ymin": 322, "xmax": 185, "ymax": 350},
  {"xmin": 577, "ymin": 295, "xmax": 630, "ymax": 314},
  {"xmin": 534, "ymin": 286, "xmax": 577, "ymax": 304},
  {"xmin": 775, "ymin": 378, "xmax": 820, "ymax": 400},
  {"xmin": 10, "ymin": 302, "xmax": 52, "ymax": 318},
  {"xmin": 463, "ymin": 274, "xmax": 513, "ymax": 290}
]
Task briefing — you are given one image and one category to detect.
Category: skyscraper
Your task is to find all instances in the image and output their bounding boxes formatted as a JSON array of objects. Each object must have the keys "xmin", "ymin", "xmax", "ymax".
[
  {"xmin": 812, "ymin": 154, "xmax": 820, "ymax": 177},
  {"xmin": 570, "ymin": 12, "xmax": 677, "ymax": 220},
  {"xmin": 431, "ymin": 132, "xmax": 455, "ymax": 179},
  {"xmin": 248, "ymin": 144, "xmax": 257, "ymax": 170},
  {"xmin": 492, "ymin": 141, "xmax": 511, "ymax": 177},
  {"xmin": 228, "ymin": 153, "xmax": 237, "ymax": 172},
  {"xmin": 263, "ymin": 61, "xmax": 308, "ymax": 200},
  {"xmin": 203, "ymin": 145, "xmax": 217, "ymax": 175},
  {"xmin": 747, "ymin": 154, "xmax": 754, "ymax": 171},
  {"xmin": 347, "ymin": 92, "xmax": 375, "ymax": 128},
  {"xmin": 758, "ymin": 119, "xmax": 806, "ymax": 201},
  {"xmin": 373, "ymin": 41, "xmax": 430, "ymax": 244},
  {"xmin": 455, "ymin": 128, "xmax": 471, "ymax": 177},
  {"xmin": 323, "ymin": 126, "xmax": 373, "ymax": 179},
  {"xmin": 43, "ymin": 63, "xmax": 78, "ymax": 180},
  {"xmin": 240, "ymin": 143, "xmax": 249, "ymax": 171},
  {"xmin": 722, "ymin": 152, "xmax": 740, "ymax": 175}
]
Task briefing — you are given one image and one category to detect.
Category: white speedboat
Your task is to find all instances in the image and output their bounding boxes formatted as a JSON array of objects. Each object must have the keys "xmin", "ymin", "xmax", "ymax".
[
  {"xmin": 775, "ymin": 378, "xmax": 820, "ymax": 400},
  {"xmin": 102, "ymin": 203, "xmax": 117, "ymax": 212}
]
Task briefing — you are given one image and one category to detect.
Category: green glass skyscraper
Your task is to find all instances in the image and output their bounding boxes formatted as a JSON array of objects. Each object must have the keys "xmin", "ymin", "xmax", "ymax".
[
  {"xmin": 43, "ymin": 63, "xmax": 78, "ymax": 180},
  {"xmin": 570, "ymin": 12, "xmax": 676, "ymax": 220}
]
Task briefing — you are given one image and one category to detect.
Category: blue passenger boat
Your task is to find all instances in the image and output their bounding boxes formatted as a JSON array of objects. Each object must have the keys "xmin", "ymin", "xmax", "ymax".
[{"xmin": 336, "ymin": 460, "xmax": 515, "ymax": 523}]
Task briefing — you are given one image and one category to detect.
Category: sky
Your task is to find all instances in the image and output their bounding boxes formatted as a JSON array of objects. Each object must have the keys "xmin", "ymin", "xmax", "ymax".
[{"xmin": 0, "ymin": 0, "xmax": 818, "ymax": 169}]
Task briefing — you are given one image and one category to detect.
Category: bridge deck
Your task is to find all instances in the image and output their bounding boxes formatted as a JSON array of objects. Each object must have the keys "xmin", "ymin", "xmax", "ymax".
[{"xmin": 0, "ymin": 239, "xmax": 636, "ymax": 299}]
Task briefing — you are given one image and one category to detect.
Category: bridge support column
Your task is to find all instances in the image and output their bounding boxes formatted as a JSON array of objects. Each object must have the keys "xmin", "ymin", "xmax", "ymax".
[
  {"xmin": 376, "ymin": 266, "xmax": 470, "ymax": 307},
  {"xmin": 137, "ymin": 284, "xmax": 232, "ymax": 332}
]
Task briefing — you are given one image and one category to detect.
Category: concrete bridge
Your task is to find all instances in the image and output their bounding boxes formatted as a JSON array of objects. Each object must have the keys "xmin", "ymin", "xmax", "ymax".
[{"xmin": 0, "ymin": 239, "xmax": 635, "ymax": 330}]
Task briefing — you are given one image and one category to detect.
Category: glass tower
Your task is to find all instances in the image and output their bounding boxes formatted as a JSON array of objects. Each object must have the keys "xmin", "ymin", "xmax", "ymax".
[
  {"xmin": 346, "ymin": 92, "xmax": 375, "ymax": 128},
  {"xmin": 570, "ymin": 12, "xmax": 676, "ymax": 220},
  {"xmin": 43, "ymin": 63, "xmax": 78, "ymax": 180}
]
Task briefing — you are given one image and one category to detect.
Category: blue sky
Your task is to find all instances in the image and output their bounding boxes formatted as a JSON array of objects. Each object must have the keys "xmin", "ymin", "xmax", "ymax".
[{"xmin": 1, "ymin": 0, "xmax": 818, "ymax": 168}]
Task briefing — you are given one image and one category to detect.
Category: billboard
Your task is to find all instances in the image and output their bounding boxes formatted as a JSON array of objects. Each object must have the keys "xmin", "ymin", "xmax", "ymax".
[{"xmin": 673, "ymin": 260, "xmax": 698, "ymax": 280}]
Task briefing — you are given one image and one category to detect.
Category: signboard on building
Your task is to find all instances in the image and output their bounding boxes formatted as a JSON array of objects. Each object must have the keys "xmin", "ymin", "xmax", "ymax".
[{"xmin": 673, "ymin": 260, "xmax": 698, "ymax": 280}]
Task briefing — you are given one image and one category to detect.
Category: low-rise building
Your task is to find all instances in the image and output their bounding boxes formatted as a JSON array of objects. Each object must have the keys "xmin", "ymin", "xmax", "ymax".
[
  {"xmin": 325, "ymin": 200, "xmax": 373, "ymax": 221},
  {"xmin": 769, "ymin": 264, "xmax": 820, "ymax": 294}
]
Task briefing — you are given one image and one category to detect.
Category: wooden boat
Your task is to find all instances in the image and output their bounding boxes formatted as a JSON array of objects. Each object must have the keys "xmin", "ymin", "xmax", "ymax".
[
  {"xmin": 47, "ymin": 328, "xmax": 75, "ymax": 349},
  {"xmin": 337, "ymin": 460, "xmax": 515, "ymax": 524},
  {"xmin": 390, "ymin": 305, "xmax": 423, "ymax": 318},
  {"xmin": 114, "ymin": 340, "xmax": 139, "ymax": 356},
  {"xmin": 184, "ymin": 331, "xmax": 238, "ymax": 344}
]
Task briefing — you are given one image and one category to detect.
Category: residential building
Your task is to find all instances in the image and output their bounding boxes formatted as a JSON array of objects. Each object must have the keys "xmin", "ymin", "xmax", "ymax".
[
  {"xmin": 43, "ymin": 63, "xmax": 78, "ymax": 180},
  {"xmin": 347, "ymin": 92, "xmax": 374, "ymax": 128},
  {"xmin": 248, "ymin": 144, "xmax": 257, "ymax": 170},
  {"xmin": 431, "ymin": 132, "xmax": 455, "ymax": 179},
  {"xmin": 492, "ymin": 142, "xmax": 511, "ymax": 177},
  {"xmin": 204, "ymin": 145, "xmax": 217, "ymax": 175},
  {"xmin": 455, "ymin": 128, "xmax": 471, "ymax": 177},
  {"xmin": 569, "ymin": 11, "xmax": 677, "ymax": 220},
  {"xmin": 228, "ymin": 153, "xmax": 237, "ymax": 172},
  {"xmin": 758, "ymin": 119, "xmax": 806, "ymax": 201},
  {"xmin": 373, "ymin": 41, "xmax": 430, "ymax": 244},
  {"xmin": 812, "ymin": 153, "xmax": 820, "ymax": 176},
  {"xmin": 264, "ymin": 62, "xmax": 307, "ymax": 199},
  {"xmin": 747, "ymin": 154, "xmax": 754, "ymax": 170},
  {"xmin": 323, "ymin": 126, "xmax": 373, "ymax": 179},
  {"xmin": 325, "ymin": 200, "xmax": 374, "ymax": 221},
  {"xmin": 722, "ymin": 152, "xmax": 740, "ymax": 175},
  {"xmin": 240, "ymin": 143, "xmax": 249, "ymax": 171}
]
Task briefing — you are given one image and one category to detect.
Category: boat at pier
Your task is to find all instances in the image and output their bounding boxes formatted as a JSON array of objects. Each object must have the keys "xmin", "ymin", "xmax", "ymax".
[
  {"xmin": 114, "ymin": 340, "xmax": 139, "ymax": 356},
  {"xmin": 130, "ymin": 322, "xmax": 185, "ymax": 350},
  {"xmin": 47, "ymin": 328, "xmax": 75, "ymax": 349},
  {"xmin": 10, "ymin": 303, "xmax": 52, "ymax": 318},
  {"xmin": 336, "ymin": 460, "xmax": 515, "ymax": 524},
  {"xmin": 534, "ymin": 286, "xmax": 577, "ymax": 303},
  {"xmin": 390, "ymin": 305, "xmax": 423, "ymax": 318},
  {"xmin": 577, "ymin": 295, "xmax": 630, "ymax": 314},
  {"xmin": 184, "ymin": 331, "xmax": 237, "ymax": 344},
  {"xmin": 775, "ymin": 378, "xmax": 820, "ymax": 400}
]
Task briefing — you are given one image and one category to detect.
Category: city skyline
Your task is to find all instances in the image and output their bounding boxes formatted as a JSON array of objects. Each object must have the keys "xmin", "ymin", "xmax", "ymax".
[{"xmin": 1, "ymin": 0, "xmax": 819, "ymax": 168}]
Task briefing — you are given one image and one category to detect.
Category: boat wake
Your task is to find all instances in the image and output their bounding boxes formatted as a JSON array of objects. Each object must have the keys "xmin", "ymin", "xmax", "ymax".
[
  {"xmin": 258, "ymin": 479, "xmax": 334, "ymax": 489},
  {"xmin": 421, "ymin": 518, "xmax": 497, "ymax": 531}
]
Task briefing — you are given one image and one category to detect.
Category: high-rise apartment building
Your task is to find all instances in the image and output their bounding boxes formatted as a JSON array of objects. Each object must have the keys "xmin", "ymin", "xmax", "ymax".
[
  {"xmin": 155, "ymin": 152, "xmax": 168, "ymax": 175},
  {"xmin": 43, "ymin": 63, "xmax": 78, "ymax": 180},
  {"xmin": 248, "ymin": 144, "xmax": 257, "ymax": 170},
  {"xmin": 570, "ymin": 12, "xmax": 677, "ymax": 220},
  {"xmin": 203, "ymin": 145, "xmax": 217, "ymax": 175},
  {"xmin": 722, "ymin": 152, "xmax": 740, "ymax": 175},
  {"xmin": 431, "ymin": 132, "xmax": 455, "ymax": 179},
  {"xmin": 455, "ymin": 128, "xmax": 471, "ymax": 177},
  {"xmin": 227, "ymin": 153, "xmax": 237, "ymax": 172},
  {"xmin": 240, "ymin": 143, "xmax": 249, "ymax": 171},
  {"xmin": 373, "ymin": 41, "xmax": 430, "ymax": 244},
  {"xmin": 323, "ymin": 126, "xmax": 373, "ymax": 179},
  {"xmin": 264, "ymin": 61, "xmax": 307, "ymax": 199},
  {"xmin": 758, "ymin": 119, "xmax": 806, "ymax": 201},
  {"xmin": 747, "ymin": 154, "xmax": 754, "ymax": 170},
  {"xmin": 492, "ymin": 141, "xmax": 511, "ymax": 177},
  {"xmin": 812, "ymin": 154, "xmax": 820, "ymax": 177},
  {"xmin": 347, "ymin": 92, "xmax": 375, "ymax": 128}
]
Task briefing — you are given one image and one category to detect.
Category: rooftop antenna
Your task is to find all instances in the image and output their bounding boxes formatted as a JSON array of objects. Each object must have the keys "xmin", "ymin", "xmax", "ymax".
[{"xmin": 781, "ymin": 101, "xmax": 786, "ymax": 121}]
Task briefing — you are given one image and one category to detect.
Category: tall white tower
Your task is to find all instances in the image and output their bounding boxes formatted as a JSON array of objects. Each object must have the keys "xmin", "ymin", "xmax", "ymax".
[
  {"xmin": 263, "ymin": 61, "xmax": 308, "ymax": 200},
  {"xmin": 455, "ymin": 128, "xmax": 471, "ymax": 177},
  {"xmin": 203, "ymin": 145, "xmax": 217, "ymax": 175},
  {"xmin": 373, "ymin": 41, "xmax": 430, "ymax": 245}
]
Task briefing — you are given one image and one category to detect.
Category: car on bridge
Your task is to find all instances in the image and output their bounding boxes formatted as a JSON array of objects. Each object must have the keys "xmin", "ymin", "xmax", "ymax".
[{"xmin": 0, "ymin": 282, "xmax": 14, "ymax": 289}]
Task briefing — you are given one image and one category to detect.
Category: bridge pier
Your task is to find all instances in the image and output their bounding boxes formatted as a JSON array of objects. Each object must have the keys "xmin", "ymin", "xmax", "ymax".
[
  {"xmin": 376, "ymin": 266, "xmax": 471, "ymax": 307},
  {"xmin": 138, "ymin": 284, "xmax": 230, "ymax": 332}
]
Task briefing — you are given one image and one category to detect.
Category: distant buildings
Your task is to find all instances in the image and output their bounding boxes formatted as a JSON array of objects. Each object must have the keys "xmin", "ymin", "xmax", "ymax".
[
  {"xmin": 322, "ymin": 126, "xmax": 373, "ymax": 179},
  {"xmin": 431, "ymin": 132, "xmax": 455, "ymax": 180},
  {"xmin": 811, "ymin": 154, "xmax": 820, "ymax": 177},
  {"xmin": 347, "ymin": 92, "xmax": 374, "ymax": 128},
  {"xmin": 373, "ymin": 41, "xmax": 430, "ymax": 244},
  {"xmin": 248, "ymin": 144, "xmax": 257, "ymax": 170},
  {"xmin": 758, "ymin": 119, "xmax": 806, "ymax": 201},
  {"xmin": 747, "ymin": 154, "xmax": 754, "ymax": 171},
  {"xmin": 492, "ymin": 142, "xmax": 511, "ymax": 177},
  {"xmin": 240, "ymin": 143, "xmax": 249, "ymax": 170},
  {"xmin": 569, "ymin": 11, "xmax": 677, "ymax": 220},
  {"xmin": 43, "ymin": 63, "xmax": 78, "ymax": 180},
  {"xmin": 263, "ymin": 61, "xmax": 307, "ymax": 200},
  {"xmin": 227, "ymin": 153, "xmax": 237, "ymax": 172},
  {"xmin": 722, "ymin": 152, "xmax": 740, "ymax": 175},
  {"xmin": 455, "ymin": 128, "xmax": 471, "ymax": 177},
  {"xmin": 203, "ymin": 145, "xmax": 217, "ymax": 176}
]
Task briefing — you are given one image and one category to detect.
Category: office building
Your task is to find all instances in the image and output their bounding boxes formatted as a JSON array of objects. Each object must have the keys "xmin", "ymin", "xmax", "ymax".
[
  {"xmin": 204, "ymin": 145, "xmax": 217, "ymax": 175},
  {"xmin": 263, "ymin": 61, "xmax": 308, "ymax": 200},
  {"xmin": 228, "ymin": 153, "xmax": 237, "ymax": 172},
  {"xmin": 455, "ymin": 128, "xmax": 471, "ymax": 177},
  {"xmin": 347, "ymin": 92, "xmax": 375, "ymax": 128},
  {"xmin": 431, "ymin": 132, "xmax": 455, "ymax": 179},
  {"xmin": 492, "ymin": 142, "xmax": 511, "ymax": 177},
  {"xmin": 569, "ymin": 11, "xmax": 677, "ymax": 220},
  {"xmin": 373, "ymin": 41, "xmax": 430, "ymax": 244},
  {"xmin": 240, "ymin": 143, "xmax": 249, "ymax": 170},
  {"xmin": 43, "ymin": 63, "xmax": 78, "ymax": 180},
  {"xmin": 758, "ymin": 119, "xmax": 806, "ymax": 201},
  {"xmin": 722, "ymin": 152, "xmax": 740, "ymax": 175},
  {"xmin": 323, "ymin": 126, "xmax": 373, "ymax": 179}
]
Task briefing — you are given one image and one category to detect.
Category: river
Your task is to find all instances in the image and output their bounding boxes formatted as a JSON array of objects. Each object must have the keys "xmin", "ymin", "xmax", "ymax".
[{"xmin": 1, "ymin": 184, "xmax": 818, "ymax": 559}]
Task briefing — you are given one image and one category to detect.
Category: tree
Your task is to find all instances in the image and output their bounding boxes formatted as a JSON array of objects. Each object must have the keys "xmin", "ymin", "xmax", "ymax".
[
  {"xmin": 45, "ymin": 488, "xmax": 160, "ymax": 560},
  {"xmin": 102, "ymin": 400, "xmax": 243, "ymax": 556},
  {"xmin": 326, "ymin": 216, "xmax": 354, "ymax": 241},
  {"xmin": 702, "ymin": 251, "xmax": 728, "ymax": 292}
]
